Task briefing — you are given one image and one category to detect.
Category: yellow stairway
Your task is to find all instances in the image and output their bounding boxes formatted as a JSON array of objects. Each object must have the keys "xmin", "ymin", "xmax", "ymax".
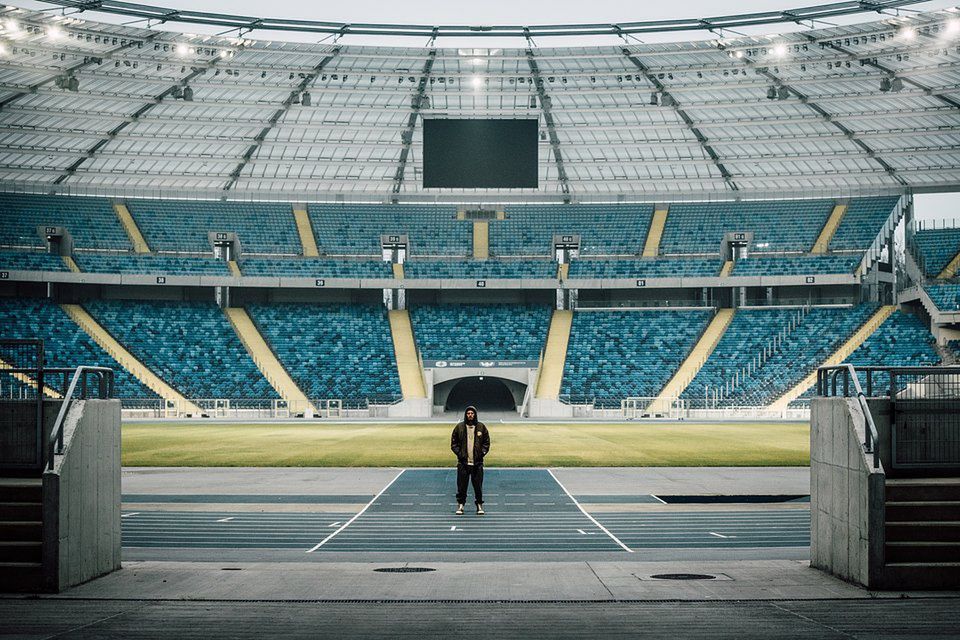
[
  {"xmin": 535, "ymin": 309, "xmax": 573, "ymax": 400},
  {"xmin": 647, "ymin": 308, "xmax": 735, "ymax": 414},
  {"xmin": 768, "ymin": 305, "xmax": 896, "ymax": 410},
  {"xmin": 227, "ymin": 260, "xmax": 241, "ymax": 277},
  {"xmin": 473, "ymin": 221, "xmax": 489, "ymax": 260},
  {"xmin": 224, "ymin": 307, "xmax": 316, "ymax": 414},
  {"xmin": 937, "ymin": 251, "xmax": 960, "ymax": 280},
  {"xmin": 642, "ymin": 207, "xmax": 669, "ymax": 257},
  {"xmin": 719, "ymin": 260, "xmax": 734, "ymax": 277},
  {"xmin": 112, "ymin": 202, "xmax": 151, "ymax": 254},
  {"xmin": 293, "ymin": 207, "xmax": 319, "ymax": 257},
  {"xmin": 61, "ymin": 255, "xmax": 80, "ymax": 273},
  {"xmin": 811, "ymin": 203, "xmax": 848, "ymax": 254},
  {"xmin": 60, "ymin": 304, "xmax": 201, "ymax": 413},
  {"xmin": 0, "ymin": 358, "xmax": 62, "ymax": 398},
  {"xmin": 392, "ymin": 263, "xmax": 404, "ymax": 279},
  {"xmin": 388, "ymin": 310, "xmax": 426, "ymax": 399},
  {"xmin": 558, "ymin": 263, "xmax": 569, "ymax": 280}
]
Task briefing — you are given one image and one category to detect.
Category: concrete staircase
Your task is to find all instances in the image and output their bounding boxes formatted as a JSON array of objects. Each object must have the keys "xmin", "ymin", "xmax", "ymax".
[
  {"xmin": 558, "ymin": 263, "xmax": 568, "ymax": 280},
  {"xmin": 811, "ymin": 203, "xmax": 848, "ymax": 254},
  {"xmin": 60, "ymin": 255, "xmax": 80, "ymax": 273},
  {"xmin": 768, "ymin": 305, "xmax": 896, "ymax": 410},
  {"xmin": 112, "ymin": 202, "xmax": 151, "ymax": 254},
  {"xmin": 647, "ymin": 308, "xmax": 734, "ymax": 414},
  {"xmin": 937, "ymin": 250, "xmax": 960, "ymax": 280},
  {"xmin": 393, "ymin": 263, "xmax": 404, "ymax": 279},
  {"xmin": 719, "ymin": 260, "xmax": 734, "ymax": 277},
  {"xmin": 535, "ymin": 309, "xmax": 573, "ymax": 400},
  {"xmin": 388, "ymin": 310, "xmax": 426, "ymax": 399},
  {"xmin": 293, "ymin": 207, "xmax": 319, "ymax": 257},
  {"xmin": 61, "ymin": 304, "xmax": 201, "ymax": 414},
  {"xmin": 884, "ymin": 478, "xmax": 960, "ymax": 587},
  {"xmin": 223, "ymin": 307, "xmax": 315, "ymax": 414},
  {"xmin": 642, "ymin": 206, "xmax": 668, "ymax": 257},
  {"xmin": 0, "ymin": 478, "xmax": 42, "ymax": 592},
  {"xmin": 473, "ymin": 221, "xmax": 489, "ymax": 259},
  {"xmin": 227, "ymin": 260, "xmax": 241, "ymax": 276}
]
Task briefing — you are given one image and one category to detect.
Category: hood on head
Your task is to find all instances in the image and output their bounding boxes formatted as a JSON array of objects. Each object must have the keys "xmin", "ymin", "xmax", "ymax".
[{"xmin": 464, "ymin": 405, "xmax": 478, "ymax": 425}]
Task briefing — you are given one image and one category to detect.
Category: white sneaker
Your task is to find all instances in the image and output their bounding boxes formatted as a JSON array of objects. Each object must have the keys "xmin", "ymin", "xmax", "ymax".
[
  {"xmin": 455, "ymin": 504, "xmax": 464, "ymax": 515},
  {"xmin": 476, "ymin": 505, "xmax": 485, "ymax": 516}
]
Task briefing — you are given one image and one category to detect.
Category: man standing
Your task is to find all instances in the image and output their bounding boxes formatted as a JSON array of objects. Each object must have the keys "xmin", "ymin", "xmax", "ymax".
[{"xmin": 450, "ymin": 405, "xmax": 490, "ymax": 515}]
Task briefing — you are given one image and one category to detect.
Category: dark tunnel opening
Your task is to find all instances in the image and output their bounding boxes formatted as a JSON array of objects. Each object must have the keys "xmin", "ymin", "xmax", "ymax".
[{"xmin": 444, "ymin": 377, "xmax": 517, "ymax": 412}]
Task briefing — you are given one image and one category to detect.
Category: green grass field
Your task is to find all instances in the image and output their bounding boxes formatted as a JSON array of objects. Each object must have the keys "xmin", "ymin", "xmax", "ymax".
[{"xmin": 122, "ymin": 421, "xmax": 810, "ymax": 467}]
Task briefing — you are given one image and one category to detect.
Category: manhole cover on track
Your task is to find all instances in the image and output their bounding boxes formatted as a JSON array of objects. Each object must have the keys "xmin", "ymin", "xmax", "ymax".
[
  {"xmin": 373, "ymin": 567, "xmax": 437, "ymax": 573},
  {"xmin": 649, "ymin": 573, "xmax": 717, "ymax": 581}
]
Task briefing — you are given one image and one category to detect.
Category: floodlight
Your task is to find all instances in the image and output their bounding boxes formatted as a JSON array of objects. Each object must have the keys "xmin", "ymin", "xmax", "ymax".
[
  {"xmin": 176, "ymin": 43, "xmax": 190, "ymax": 56},
  {"xmin": 900, "ymin": 26, "xmax": 916, "ymax": 41},
  {"xmin": 470, "ymin": 76, "xmax": 483, "ymax": 89},
  {"xmin": 772, "ymin": 43, "xmax": 788, "ymax": 58},
  {"xmin": 946, "ymin": 19, "xmax": 960, "ymax": 36},
  {"xmin": 47, "ymin": 25, "xmax": 64, "ymax": 40},
  {"xmin": 5, "ymin": 19, "xmax": 18, "ymax": 32}
]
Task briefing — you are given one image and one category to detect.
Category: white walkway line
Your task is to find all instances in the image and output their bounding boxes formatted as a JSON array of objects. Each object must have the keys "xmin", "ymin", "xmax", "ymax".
[
  {"xmin": 547, "ymin": 468, "xmax": 633, "ymax": 553},
  {"xmin": 650, "ymin": 495, "xmax": 667, "ymax": 504},
  {"xmin": 306, "ymin": 469, "xmax": 405, "ymax": 553}
]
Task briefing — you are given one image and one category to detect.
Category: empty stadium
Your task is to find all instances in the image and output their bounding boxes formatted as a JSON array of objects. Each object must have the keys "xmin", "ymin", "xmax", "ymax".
[{"xmin": 1, "ymin": 0, "xmax": 960, "ymax": 636}]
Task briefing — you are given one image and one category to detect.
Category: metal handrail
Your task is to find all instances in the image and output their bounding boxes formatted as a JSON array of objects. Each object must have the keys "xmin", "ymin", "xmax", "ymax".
[
  {"xmin": 817, "ymin": 364, "xmax": 882, "ymax": 469},
  {"xmin": 47, "ymin": 367, "xmax": 115, "ymax": 472}
]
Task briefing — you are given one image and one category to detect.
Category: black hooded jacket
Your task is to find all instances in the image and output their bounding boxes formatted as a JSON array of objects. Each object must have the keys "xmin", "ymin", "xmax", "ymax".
[{"xmin": 450, "ymin": 405, "xmax": 490, "ymax": 465}]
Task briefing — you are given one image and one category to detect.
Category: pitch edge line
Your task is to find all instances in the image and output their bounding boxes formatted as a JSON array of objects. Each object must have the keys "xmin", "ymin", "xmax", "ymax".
[
  {"xmin": 306, "ymin": 468, "xmax": 406, "ymax": 553},
  {"xmin": 546, "ymin": 468, "xmax": 633, "ymax": 553}
]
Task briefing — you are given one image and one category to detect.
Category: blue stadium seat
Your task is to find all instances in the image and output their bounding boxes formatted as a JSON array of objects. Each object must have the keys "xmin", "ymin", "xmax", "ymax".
[
  {"xmin": 308, "ymin": 204, "xmax": 467, "ymax": 256},
  {"xmin": 925, "ymin": 284, "xmax": 960, "ymax": 311},
  {"xmin": 568, "ymin": 258, "xmax": 720, "ymax": 278},
  {"xmin": 829, "ymin": 197, "xmax": 900, "ymax": 251},
  {"xmin": 75, "ymin": 254, "xmax": 231, "ymax": 275},
  {"xmin": 405, "ymin": 260, "xmax": 557, "ymax": 279},
  {"xmin": 731, "ymin": 254, "xmax": 859, "ymax": 276},
  {"xmin": 246, "ymin": 303, "xmax": 401, "ymax": 403},
  {"xmin": 84, "ymin": 300, "xmax": 277, "ymax": 400},
  {"xmin": 914, "ymin": 228, "xmax": 960, "ymax": 277},
  {"xmin": 127, "ymin": 199, "xmax": 302, "ymax": 254},
  {"xmin": 561, "ymin": 309, "xmax": 713, "ymax": 407},
  {"xmin": 240, "ymin": 257, "xmax": 393, "ymax": 278},
  {"xmin": 491, "ymin": 205, "xmax": 653, "ymax": 256},
  {"xmin": 0, "ymin": 250, "xmax": 68, "ymax": 272},
  {"xmin": 0, "ymin": 297, "xmax": 154, "ymax": 399},
  {"xmin": 411, "ymin": 304, "xmax": 551, "ymax": 361},
  {"xmin": 0, "ymin": 194, "xmax": 130, "ymax": 251}
]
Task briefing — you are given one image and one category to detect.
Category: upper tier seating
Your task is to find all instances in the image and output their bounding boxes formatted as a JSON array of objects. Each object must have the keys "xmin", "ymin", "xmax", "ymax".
[
  {"xmin": 682, "ymin": 307, "xmax": 809, "ymax": 404},
  {"xmin": 0, "ymin": 297, "xmax": 154, "ymax": 398},
  {"xmin": 308, "ymin": 204, "xmax": 466, "ymax": 256},
  {"xmin": 84, "ymin": 299, "xmax": 277, "ymax": 400},
  {"xmin": 491, "ymin": 205, "xmax": 653, "ymax": 256},
  {"xmin": 0, "ymin": 250, "xmax": 68, "ymax": 272},
  {"xmin": 704, "ymin": 304, "xmax": 876, "ymax": 407},
  {"xmin": 239, "ymin": 257, "xmax": 392, "ymax": 278},
  {"xmin": 561, "ymin": 309, "xmax": 713, "ymax": 406},
  {"xmin": 404, "ymin": 260, "xmax": 557, "ymax": 279},
  {"xmin": 829, "ymin": 197, "xmax": 900, "ymax": 250},
  {"xmin": 568, "ymin": 258, "xmax": 720, "ymax": 279},
  {"xmin": 925, "ymin": 283, "xmax": 960, "ymax": 311},
  {"xmin": 914, "ymin": 227, "xmax": 960, "ymax": 277},
  {"xmin": 659, "ymin": 199, "xmax": 835, "ymax": 254},
  {"xmin": 245, "ymin": 303, "xmax": 401, "ymax": 403},
  {"xmin": 75, "ymin": 254, "xmax": 231, "ymax": 275},
  {"xmin": 411, "ymin": 304, "xmax": 551, "ymax": 361},
  {"xmin": 0, "ymin": 194, "xmax": 130, "ymax": 251},
  {"xmin": 127, "ymin": 199, "xmax": 301, "ymax": 254},
  {"xmin": 731, "ymin": 254, "xmax": 860, "ymax": 276}
]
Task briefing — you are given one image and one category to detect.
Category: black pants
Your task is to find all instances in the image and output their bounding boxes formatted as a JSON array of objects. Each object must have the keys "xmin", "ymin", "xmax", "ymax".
[{"xmin": 456, "ymin": 462, "xmax": 483, "ymax": 505}]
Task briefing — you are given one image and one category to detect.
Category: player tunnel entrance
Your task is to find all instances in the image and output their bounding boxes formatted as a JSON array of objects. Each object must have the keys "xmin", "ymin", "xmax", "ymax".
[{"xmin": 442, "ymin": 376, "xmax": 520, "ymax": 412}]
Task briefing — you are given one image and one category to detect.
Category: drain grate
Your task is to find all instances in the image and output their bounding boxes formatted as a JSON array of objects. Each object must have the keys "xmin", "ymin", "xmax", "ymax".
[
  {"xmin": 374, "ymin": 567, "xmax": 436, "ymax": 573},
  {"xmin": 649, "ymin": 573, "xmax": 716, "ymax": 581}
]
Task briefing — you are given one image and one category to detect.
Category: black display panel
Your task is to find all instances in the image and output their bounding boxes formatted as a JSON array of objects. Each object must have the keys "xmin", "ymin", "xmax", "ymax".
[{"xmin": 422, "ymin": 119, "xmax": 539, "ymax": 188}]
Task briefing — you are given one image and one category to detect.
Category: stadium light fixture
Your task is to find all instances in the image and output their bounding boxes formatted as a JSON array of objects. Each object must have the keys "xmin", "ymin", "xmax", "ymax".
[
  {"xmin": 5, "ymin": 19, "xmax": 19, "ymax": 33},
  {"xmin": 47, "ymin": 24, "xmax": 64, "ymax": 40},
  {"xmin": 470, "ymin": 75, "xmax": 483, "ymax": 89},
  {"xmin": 899, "ymin": 26, "xmax": 916, "ymax": 41},
  {"xmin": 945, "ymin": 19, "xmax": 960, "ymax": 36},
  {"xmin": 176, "ymin": 43, "xmax": 190, "ymax": 56},
  {"xmin": 772, "ymin": 43, "xmax": 788, "ymax": 58}
]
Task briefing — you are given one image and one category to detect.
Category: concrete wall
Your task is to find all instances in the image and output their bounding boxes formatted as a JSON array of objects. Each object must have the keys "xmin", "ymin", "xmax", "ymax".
[
  {"xmin": 42, "ymin": 399, "xmax": 122, "ymax": 592},
  {"xmin": 809, "ymin": 396, "xmax": 885, "ymax": 588}
]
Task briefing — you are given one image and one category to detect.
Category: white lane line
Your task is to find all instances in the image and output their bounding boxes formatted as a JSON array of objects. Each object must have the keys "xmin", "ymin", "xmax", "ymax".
[
  {"xmin": 576, "ymin": 529, "xmax": 598, "ymax": 535},
  {"xmin": 650, "ymin": 495, "xmax": 667, "ymax": 504},
  {"xmin": 327, "ymin": 521, "xmax": 342, "ymax": 528},
  {"xmin": 547, "ymin": 468, "xmax": 633, "ymax": 553},
  {"xmin": 215, "ymin": 517, "xmax": 235, "ymax": 523},
  {"xmin": 708, "ymin": 531, "xmax": 735, "ymax": 539},
  {"xmin": 120, "ymin": 512, "xmax": 140, "ymax": 518},
  {"xmin": 306, "ymin": 469, "xmax": 405, "ymax": 553}
]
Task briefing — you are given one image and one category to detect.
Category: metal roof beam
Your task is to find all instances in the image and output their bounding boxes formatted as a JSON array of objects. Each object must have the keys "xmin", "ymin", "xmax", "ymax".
[
  {"xmin": 391, "ymin": 46, "xmax": 435, "ymax": 195},
  {"xmin": 527, "ymin": 44, "xmax": 570, "ymax": 198}
]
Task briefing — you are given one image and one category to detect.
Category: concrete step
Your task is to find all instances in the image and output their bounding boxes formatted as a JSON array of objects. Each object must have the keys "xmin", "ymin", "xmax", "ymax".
[
  {"xmin": 886, "ymin": 521, "xmax": 960, "ymax": 543},
  {"xmin": 0, "ymin": 521, "xmax": 41, "ymax": 542},
  {"xmin": 886, "ymin": 541, "xmax": 960, "ymax": 563},
  {"xmin": 0, "ymin": 541, "xmax": 41, "ymax": 563},
  {"xmin": 886, "ymin": 501, "xmax": 960, "ymax": 522},
  {"xmin": 882, "ymin": 562, "xmax": 960, "ymax": 589},
  {"xmin": 0, "ymin": 479, "xmax": 42, "ymax": 503},
  {"xmin": 0, "ymin": 502, "xmax": 41, "ymax": 521},
  {"xmin": 0, "ymin": 562, "xmax": 42, "ymax": 593},
  {"xmin": 886, "ymin": 479, "xmax": 960, "ymax": 503}
]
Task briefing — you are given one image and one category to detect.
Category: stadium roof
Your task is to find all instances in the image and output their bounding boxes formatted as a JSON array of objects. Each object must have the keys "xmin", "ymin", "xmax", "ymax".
[{"xmin": 0, "ymin": 4, "xmax": 959, "ymax": 203}]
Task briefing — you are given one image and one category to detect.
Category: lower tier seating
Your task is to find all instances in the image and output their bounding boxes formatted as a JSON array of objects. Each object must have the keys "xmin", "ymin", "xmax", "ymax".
[
  {"xmin": 0, "ymin": 297, "xmax": 154, "ymax": 399},
  {"xmin": 75, "ymin": 254, "xmax": 231, "ymax": 275},
  {"xmin": 410, "ymin": 304, "xmax": 551, "ymax": 361},
  {"xmin": 568, "ymin": 258, "xmax": 720, "ymax": 279},
  {"xmin": 0, "ymin": 251, "xmax": 68, "ymax": 272},
  {"xmin": 731, "ymin": 254, "xmax": 860, "ymax": 276},
  {"xmin": 84, "ymin": 299, "xmax": 277, "ymax": 400},
  {"xmin": 245, "ymin": 303, "xmax": 401, "ymax": 403},
  {"xmin": 561, "ymin": 309, "xmax": 713, "ymax": 406},
  {"xmin": 404, "ymin": 260, "xmax": 557, "ymax": 279}
]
